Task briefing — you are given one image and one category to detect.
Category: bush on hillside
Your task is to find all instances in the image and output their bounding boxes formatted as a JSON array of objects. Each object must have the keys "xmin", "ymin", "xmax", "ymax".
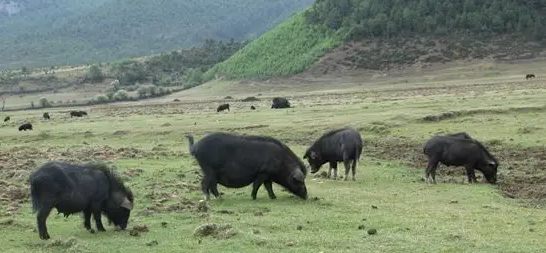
[
  {"xmin": 113, "ymin": 89, "xmax": 129, "ymax": 101},
  {"xmin": 0, "ymin": 71, "xmax": 20, "ymax": 86},
  {"xmin": 39, "ymin": 97, "xmax": 51, "ymax": 108},
  {"xmin": 137, "ymin": 84, "xmax": 163, "ymax": 98},
  {"xmin": 95, "ymin": 94, "xmax": 109, "ymax": 104},
  {"xmin": 86, "ymin": 64, "xmax": 104, "ymax": 83},
  {"xmin": 183, "ymin": 68, "xmax": 203, "ymax": 88},
  {"xmin": 106, "ymin": 91, "xmax": 115, "ymax": 100},
  {"xmin": 111, "ymin": 60, "xmax": 147, "ymax": 86}
]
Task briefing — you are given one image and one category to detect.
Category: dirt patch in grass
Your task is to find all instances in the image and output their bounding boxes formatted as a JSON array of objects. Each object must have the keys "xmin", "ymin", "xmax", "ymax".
[
  {"xmin": 365, "ymin": 137, "xmax": 546, "ymax": 206},
  {"xmin": 139, "ymin": 179, "xmax": 203, "ymax": 215},
  {"xmin": 421, "ymin": 105, "xmax": 546, "ymax": 122},
  {"xmin": 124, "ymin": 168, "xmax": 144, "ymax": 177},
  {"xmin": 0, "ymin": 145, "xmax": 161, "ymax": 208},
  {"xmin": 241, "ymin": 96, "xmax": 260, "ymax": 102},
  {"xmin": 193, "ymin": 223, "xmax": 238, "ymax": 240},
  {"xmin": 358, "ymin": 121, "xmax": 393, "ymax": 135},
  {"xmin": 224, "ymin": 124, "xmax": 269, "ymax": 132}
]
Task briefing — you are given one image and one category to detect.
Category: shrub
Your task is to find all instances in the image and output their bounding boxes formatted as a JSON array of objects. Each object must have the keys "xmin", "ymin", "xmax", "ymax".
[
  {"xmin": 87, "ymin": 65, "xmax": 104, "ymax": 83},
  {"xmin": 113, "ymin": 89, "xmax": 129, "ymax": 101},
  {"xmin": 39, "ymin": 97, "xmax": 51, "ymax": 108},
  {"xmin": 96, "ymin": 94, "xmax": 110, "ymax": 104}
]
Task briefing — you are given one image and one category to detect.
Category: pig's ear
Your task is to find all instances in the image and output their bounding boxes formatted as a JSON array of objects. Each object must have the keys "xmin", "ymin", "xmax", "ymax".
[{"xmin": 292, "ymin": 170, "xmax": 305, "ymax": 182}]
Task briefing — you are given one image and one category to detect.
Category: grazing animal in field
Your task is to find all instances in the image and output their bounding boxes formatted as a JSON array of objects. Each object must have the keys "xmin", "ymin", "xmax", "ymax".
[
  {"xmin": 271, "ymin": 97, "xmax": 291, "ymax": 109},
  {"xmin": 303, "ymin": 127, "xmax": 363, "ymax": 181},
  {"xmin": 526, "ymin": 74, "xmax": 536, "ymax": 80},
  {"xmin": 250, "ymin": 105, "xmax": 256, "ymax": 110},
  {"xmin": 43, "ymin": 112, "xmax": 50, "ymax": 120},
  {"xmin": 70, "ymin": 110, "xmax": 88, "ymax": 117},
  {"xmin": 216, "ymin": 103, "xmax": 230, "ymax": 113},
  {"xmin": 18, "ymin": 123, "xmax": 33, "ymax": 131},
  {"xmin": 186, "ymin": 132, "xmax": 308, "ymax": 201},
  {"xmin": 4, "ymin": 116, "xmax": 10, "ymax": 122},
  {"xmin": 29, "ymin": 161, "xmax": 134, "ymax": 240},
  {"xmin": 423, "ymin": 135, "xmax": 499, "ymax": 184}
]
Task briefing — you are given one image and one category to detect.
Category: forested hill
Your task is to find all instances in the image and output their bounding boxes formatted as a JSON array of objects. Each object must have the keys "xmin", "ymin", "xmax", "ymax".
[
  {"xmin": 306, "ymin": 0, "xmax": 545, "ymax": 40},
  {"xmin": 0, "ymin": 0, "xmax": 314, "ymax": 69},
  {"xmin": 207, "ymin": 0, "xmax": 546, "ymax": 79}
]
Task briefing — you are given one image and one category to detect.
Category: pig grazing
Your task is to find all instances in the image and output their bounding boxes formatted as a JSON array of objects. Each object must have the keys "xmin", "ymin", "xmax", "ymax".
[
  {"xmin": 423, "ymin": 134, "xmax": 499, "ymax": 184},
  {"xmin": 186, "ymin": 132, "xmax": 308, "ymax": 201},
  {"xmin": 18, "ymin": 123, "xmax": 33, "ymax": 131},
  {"xmin": 216, "ymin": 103, "xmax": 230, "ymax": 112},
  {"xmin": 271, "ymin": 97, "xmax": 290, "ymax": 109},
  {"xmin": 70, "ymin": 110, "xmax": 88, "ymax": 117},
  {"xmin": 29, "ymin": 161, "xmax": 134, "ymax": 240},
  {"xmin": 304, "ymin": 127, "xmax": 363, "ymax": 181}
]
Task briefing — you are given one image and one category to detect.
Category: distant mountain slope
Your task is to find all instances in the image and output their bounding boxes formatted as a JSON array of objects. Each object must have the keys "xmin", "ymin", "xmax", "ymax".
[
  {"xmin": 207, "ymin": 0, "xmax": 546, "ymax": 80},
  {"xmin": 0, "ymin": 0, "xmax": 313, "ymax": 69}
]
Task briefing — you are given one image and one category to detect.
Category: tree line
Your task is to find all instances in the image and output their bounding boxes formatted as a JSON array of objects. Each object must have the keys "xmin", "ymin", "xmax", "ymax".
[{"xmin": 305, "ymin": 0, "xmax": 546, "ymax": 41}]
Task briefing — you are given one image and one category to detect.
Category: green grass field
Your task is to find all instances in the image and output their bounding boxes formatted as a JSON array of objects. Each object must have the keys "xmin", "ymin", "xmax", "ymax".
[{"xmin": 1, "ymin": 61, "xmax": 546, "ymax": 253}]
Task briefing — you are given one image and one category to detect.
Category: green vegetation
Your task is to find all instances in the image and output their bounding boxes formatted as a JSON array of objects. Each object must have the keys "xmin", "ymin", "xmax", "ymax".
[
  {"xmin": 0, "ymin": 0, "xmax": 313, "ymax": 69},
  {"xmin": 207, "ymin": 0, "xmax": 546, "ymax": 79},
  {"xmin": 124, "ymin": 39, "xmax": 246, "ymax": 88},
  {"xmin": 87, "ymin": 85, "xmax": 174, "ymax": 105},
  {"xmin": 306, "ymin": 0, "xmax": 546, "ymax": 40},
  {"xmin": 0, "ymin": 39, "xmax": 244, "ymax": 110},
  {"xmin": 1, "ymin": 65, "xmax": 546, "ymax": 252},
  {"xmin": 205, "ymin": 13, "xmax": 341, "ymax": 79},
  {"xmin": 86, "ymin": 65, "xmax": 104, "ymax": 83}
]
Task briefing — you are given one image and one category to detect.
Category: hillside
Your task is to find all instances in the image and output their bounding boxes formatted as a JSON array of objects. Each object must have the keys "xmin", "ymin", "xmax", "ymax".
[
  {"xmin": 0, "ymin": 0, "xmax": 314, "ymax": 69},
  {"xmin": 0, "ymin": 38, "xmax": 247, "ymax": 111},
  {"xmin": 208, "ymin": 0, "xmax": 546, "ymax": 80}
]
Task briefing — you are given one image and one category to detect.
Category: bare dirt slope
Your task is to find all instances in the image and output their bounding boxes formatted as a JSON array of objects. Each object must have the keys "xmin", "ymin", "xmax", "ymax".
[{"xmin": 298, "ymin": 37, "xmax": 546, "ymax": 79}]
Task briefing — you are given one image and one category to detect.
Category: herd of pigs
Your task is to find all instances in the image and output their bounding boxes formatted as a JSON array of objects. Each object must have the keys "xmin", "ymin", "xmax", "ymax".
[{"xmin": 9, "ymin": 96, "xmax": 499, "ymax": 240}]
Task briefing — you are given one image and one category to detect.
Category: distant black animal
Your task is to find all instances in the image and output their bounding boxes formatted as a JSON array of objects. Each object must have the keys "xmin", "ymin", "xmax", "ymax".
[
  {"xmin": 216, "ymin": 103, "xmax": 230, "ymax": 113},
  {"xmin": 526, "ymin": 74, "xmax": 536, "ymax": 80},
  {"xmin": 4, "ymin": 116, "xmax": 10, "ymax": 122},
  {"xmin": 186, "ymin": 132, "xmax": 308, "ymax": 201},
  {"xmin": 423, "ymin": 135, "xmax": 499, "ymax": 184},
  {"xmin": 43, "ymin": 112, "xmax": 50, "ymax": 120},
  {"xmin": 29, "ymin": 161, "xmax": 134, "ymax": 240},
  {"xmin": 250, "ymin": 105, "xmax": 256, "ymax": 110},
  {"xmin": 70, "ymin": 110, "xmax": 88, "ymax": 117},
  {"xmin": 271, "ymin": 97, "xmax": 291, "ymax": 109},
  {"xmin": 303, "ymin": 127, "xmax": 363, "ymax": 181},
  {"xmin": 18, "ymin": 123, "xmax": 33, "ymax": 131}
]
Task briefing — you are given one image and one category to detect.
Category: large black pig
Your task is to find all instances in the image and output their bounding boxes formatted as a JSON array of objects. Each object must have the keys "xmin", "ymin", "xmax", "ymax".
[
  {"xmin": 186, "ymin": 132, "xmax": 308, "ymax": 200},
  {"xmin": 29, "ymin": 161, "xmax": 134, "ymax": 240},
  {"xmin": 423, "ymin": 134, "xmax": 499, "ymax": 184}
]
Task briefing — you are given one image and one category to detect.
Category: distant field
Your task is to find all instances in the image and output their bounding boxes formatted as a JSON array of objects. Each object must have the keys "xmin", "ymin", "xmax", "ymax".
[{"xmin": 1, "ymin": 60, "xmax": 546, "ymax": 253}]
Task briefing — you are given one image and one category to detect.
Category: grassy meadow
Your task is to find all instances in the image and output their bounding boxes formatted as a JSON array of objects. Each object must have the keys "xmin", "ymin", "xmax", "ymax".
[{"xmin": 1, "ymin": 61, "xmax": 546, "ymax": 252}]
